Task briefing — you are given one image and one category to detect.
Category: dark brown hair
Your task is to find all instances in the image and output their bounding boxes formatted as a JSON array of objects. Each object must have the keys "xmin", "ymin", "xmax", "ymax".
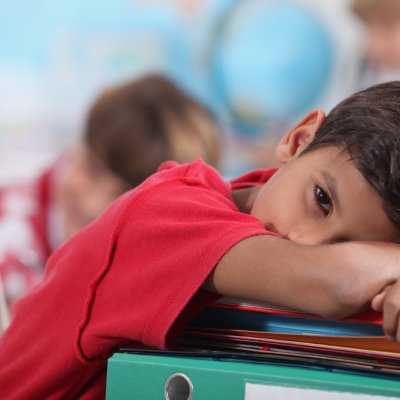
[{"xmin": 84, "ymin": 74, "xmax": 221, "ymax": 187}]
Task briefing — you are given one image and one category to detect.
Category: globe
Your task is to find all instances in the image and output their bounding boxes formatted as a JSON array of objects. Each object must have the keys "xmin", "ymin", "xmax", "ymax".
[{"xmin": 210, "ymin": 1, "xmax": 334, "ymax": 136}]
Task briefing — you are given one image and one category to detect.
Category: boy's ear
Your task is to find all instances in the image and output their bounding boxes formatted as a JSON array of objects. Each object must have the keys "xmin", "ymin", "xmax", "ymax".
[{"xmin": 275, "ymin": 109, "xmax": 326, "ymax": 164}]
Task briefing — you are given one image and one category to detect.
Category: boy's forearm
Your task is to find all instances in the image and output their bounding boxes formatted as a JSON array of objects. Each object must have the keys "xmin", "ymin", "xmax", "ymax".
[{"xmin": 204, "ymin": 236, "xmax": 400, "ymax": 318}]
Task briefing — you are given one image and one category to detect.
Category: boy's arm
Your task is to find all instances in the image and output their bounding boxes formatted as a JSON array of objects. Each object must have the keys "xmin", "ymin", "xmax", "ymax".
[{"xmin": 204, "ymin": 235, "xmax": 400, "ymax": 319}]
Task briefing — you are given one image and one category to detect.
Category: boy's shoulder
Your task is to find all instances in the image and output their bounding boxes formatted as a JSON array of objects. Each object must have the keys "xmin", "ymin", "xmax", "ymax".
[
  {"xmin": 156, "ymin": 159, "xmax": 279, "ymax": 189},
  {"xmin": 157, "ymin": 158, "xmax": 219, "ymax": 178},
  {"xmin": 153, "ymin": 158, "xmax": 230, "ymax": 194},
  {"xmin": 114, "ymin": 159, "xmax": 279, "ymax": 212}
]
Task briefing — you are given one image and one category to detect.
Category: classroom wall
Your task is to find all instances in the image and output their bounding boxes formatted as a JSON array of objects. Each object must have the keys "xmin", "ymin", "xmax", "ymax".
[{"xmin": 0, "ymin": 0, "xmax": 362, "ymax": 182}]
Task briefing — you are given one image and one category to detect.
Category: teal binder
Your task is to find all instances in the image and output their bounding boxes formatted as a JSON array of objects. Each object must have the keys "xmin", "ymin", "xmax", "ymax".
[{"xmin": 106, "ymin": 351, "xmax": 400, "ymax": 399}]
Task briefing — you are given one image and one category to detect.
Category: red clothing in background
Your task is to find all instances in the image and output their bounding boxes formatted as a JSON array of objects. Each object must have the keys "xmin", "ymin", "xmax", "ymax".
[
  {"xmin": 0, "ymin": 159, "xmax": 276, "ymax": 399},
  {"xmin": 0, "ymin": 160, "xmax": 65, "ymax": 306}
]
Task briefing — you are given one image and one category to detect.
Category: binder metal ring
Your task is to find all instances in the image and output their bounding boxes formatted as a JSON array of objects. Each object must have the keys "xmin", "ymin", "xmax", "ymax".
[{"xmin": 164, "ymin": 372, "xmax": 193, "ymax": 400}]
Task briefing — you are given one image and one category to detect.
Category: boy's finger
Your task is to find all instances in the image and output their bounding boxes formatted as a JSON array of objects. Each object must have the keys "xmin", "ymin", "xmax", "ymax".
[
  {"xmin": 395, "ymin": 317, "xmax": 400, "ymax": 344},
  {"xmin": 371, "ymin": 291, "xmax": 386, "ymax": 311},
  {"xmin": 391, "ymin": 313, "xmax": 400, "ymax": 344},
  {"xmin": 382, "ymin": 288, "xmax": 400, "ymax": 341},
  {"xmin": 371, "ymin": 285, "xmax": 393, "ymax": 312}
]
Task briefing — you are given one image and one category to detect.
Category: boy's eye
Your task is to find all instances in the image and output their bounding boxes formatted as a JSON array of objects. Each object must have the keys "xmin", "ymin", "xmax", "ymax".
[{"xmin": 314, "ymin": 185, "xmax": 331, "ymax": 214}]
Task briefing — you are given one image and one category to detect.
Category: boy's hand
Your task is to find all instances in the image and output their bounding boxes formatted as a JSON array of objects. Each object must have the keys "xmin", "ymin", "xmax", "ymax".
[{"xmin": 372, "ymin": 283, "xmax": 400, "ymax": 342}]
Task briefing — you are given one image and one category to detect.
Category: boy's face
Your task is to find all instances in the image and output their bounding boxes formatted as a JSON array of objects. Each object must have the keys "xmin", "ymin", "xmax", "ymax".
[
  {"xmin": 251, "ymin": 146, "xmax": 397, "ymax": 245},
  {"xmin": 362, "ymin": 14, "xmax": 400, "ymax": 68},
  {"xmin": 59, "ymin": 145, "xmax": 127, "ymax": 239}
]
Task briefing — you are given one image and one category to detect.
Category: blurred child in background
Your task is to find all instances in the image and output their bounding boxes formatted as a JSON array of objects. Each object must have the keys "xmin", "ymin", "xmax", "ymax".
[
  {"xmin": 0, "ymin": 74, "xmax": 221, "ymax": 311},
  {"xmin": 352, "ymin": 0, "xmax": 400, "ymax": 86}
]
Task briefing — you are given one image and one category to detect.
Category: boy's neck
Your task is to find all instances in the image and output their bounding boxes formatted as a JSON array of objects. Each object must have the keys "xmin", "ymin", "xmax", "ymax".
[{"xmin": 231, "ymin": 186, "xmax": 262, "ymax": 214}]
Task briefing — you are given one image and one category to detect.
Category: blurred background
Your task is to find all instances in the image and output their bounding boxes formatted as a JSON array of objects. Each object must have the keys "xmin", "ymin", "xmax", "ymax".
[
  {"xmin": 0, "ymin": 0, "xmax": 384, "ymax": 182},
  {"xmin": 4, "ymin": 0, "xmax": 400, "ymax": 325}
]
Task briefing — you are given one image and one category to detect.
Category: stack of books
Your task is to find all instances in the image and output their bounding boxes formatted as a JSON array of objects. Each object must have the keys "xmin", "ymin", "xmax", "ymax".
[{"xmin": 177, "ymin": 297, "xmax": 400, "ymax": 377}]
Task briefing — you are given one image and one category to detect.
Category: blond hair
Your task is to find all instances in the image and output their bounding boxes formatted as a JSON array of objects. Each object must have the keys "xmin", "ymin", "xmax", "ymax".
[
  {"xmin": 352, "ymin": 0, "xmax": 400, "ymax": 19},
  {"xmin": 85, "ymin": 74, "xmax": 222, "ymax": 187}
]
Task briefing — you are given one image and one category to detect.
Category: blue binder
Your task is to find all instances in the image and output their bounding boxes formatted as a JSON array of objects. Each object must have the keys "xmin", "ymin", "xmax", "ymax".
[{"xmin": 188, "ymin": 306, "xmax": 383, "ymax": 336}]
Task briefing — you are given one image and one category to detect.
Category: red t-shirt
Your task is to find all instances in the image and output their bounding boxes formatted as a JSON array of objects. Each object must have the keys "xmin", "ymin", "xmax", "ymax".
[{"xmin": 0, "ymin": 159, "xmax": 276, "ymax": 399}]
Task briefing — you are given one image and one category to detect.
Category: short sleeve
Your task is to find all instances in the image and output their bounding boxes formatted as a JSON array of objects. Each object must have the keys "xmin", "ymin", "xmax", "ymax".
[{"xmin": 78, "ymin": 165, "xmax": 268, "ymax": 359}]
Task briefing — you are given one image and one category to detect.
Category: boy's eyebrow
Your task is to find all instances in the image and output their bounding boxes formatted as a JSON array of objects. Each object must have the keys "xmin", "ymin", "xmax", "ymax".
[{"xmin": 321, "ymin": 170, "xmax": 339, "ymax": 208}]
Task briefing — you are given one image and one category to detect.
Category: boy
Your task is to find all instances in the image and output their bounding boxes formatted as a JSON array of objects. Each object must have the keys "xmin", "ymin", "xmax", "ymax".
[
  {"xmin": 0, "ymin": 74, "xmax": 221, "ymax": 309},
  {"xmin": 1, "ymin": 82, "xmax": 400, "ymax": 399}
]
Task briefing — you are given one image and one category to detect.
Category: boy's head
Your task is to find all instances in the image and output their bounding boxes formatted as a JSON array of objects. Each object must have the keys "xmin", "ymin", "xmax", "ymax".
[
  {"xmin": 84, "ymin": 74, "xmax": 221, "ymax": 186},
  {"xmin": 59, "ymin": 74, "xmax": 222, "ymax": 239},
  {"xmin": 352, "ymin": 0, "xmax": 400, "ymax": 69},
  {"xmin": 251, "ymin": 81, "xmax": 400, "ymax": 245}
]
